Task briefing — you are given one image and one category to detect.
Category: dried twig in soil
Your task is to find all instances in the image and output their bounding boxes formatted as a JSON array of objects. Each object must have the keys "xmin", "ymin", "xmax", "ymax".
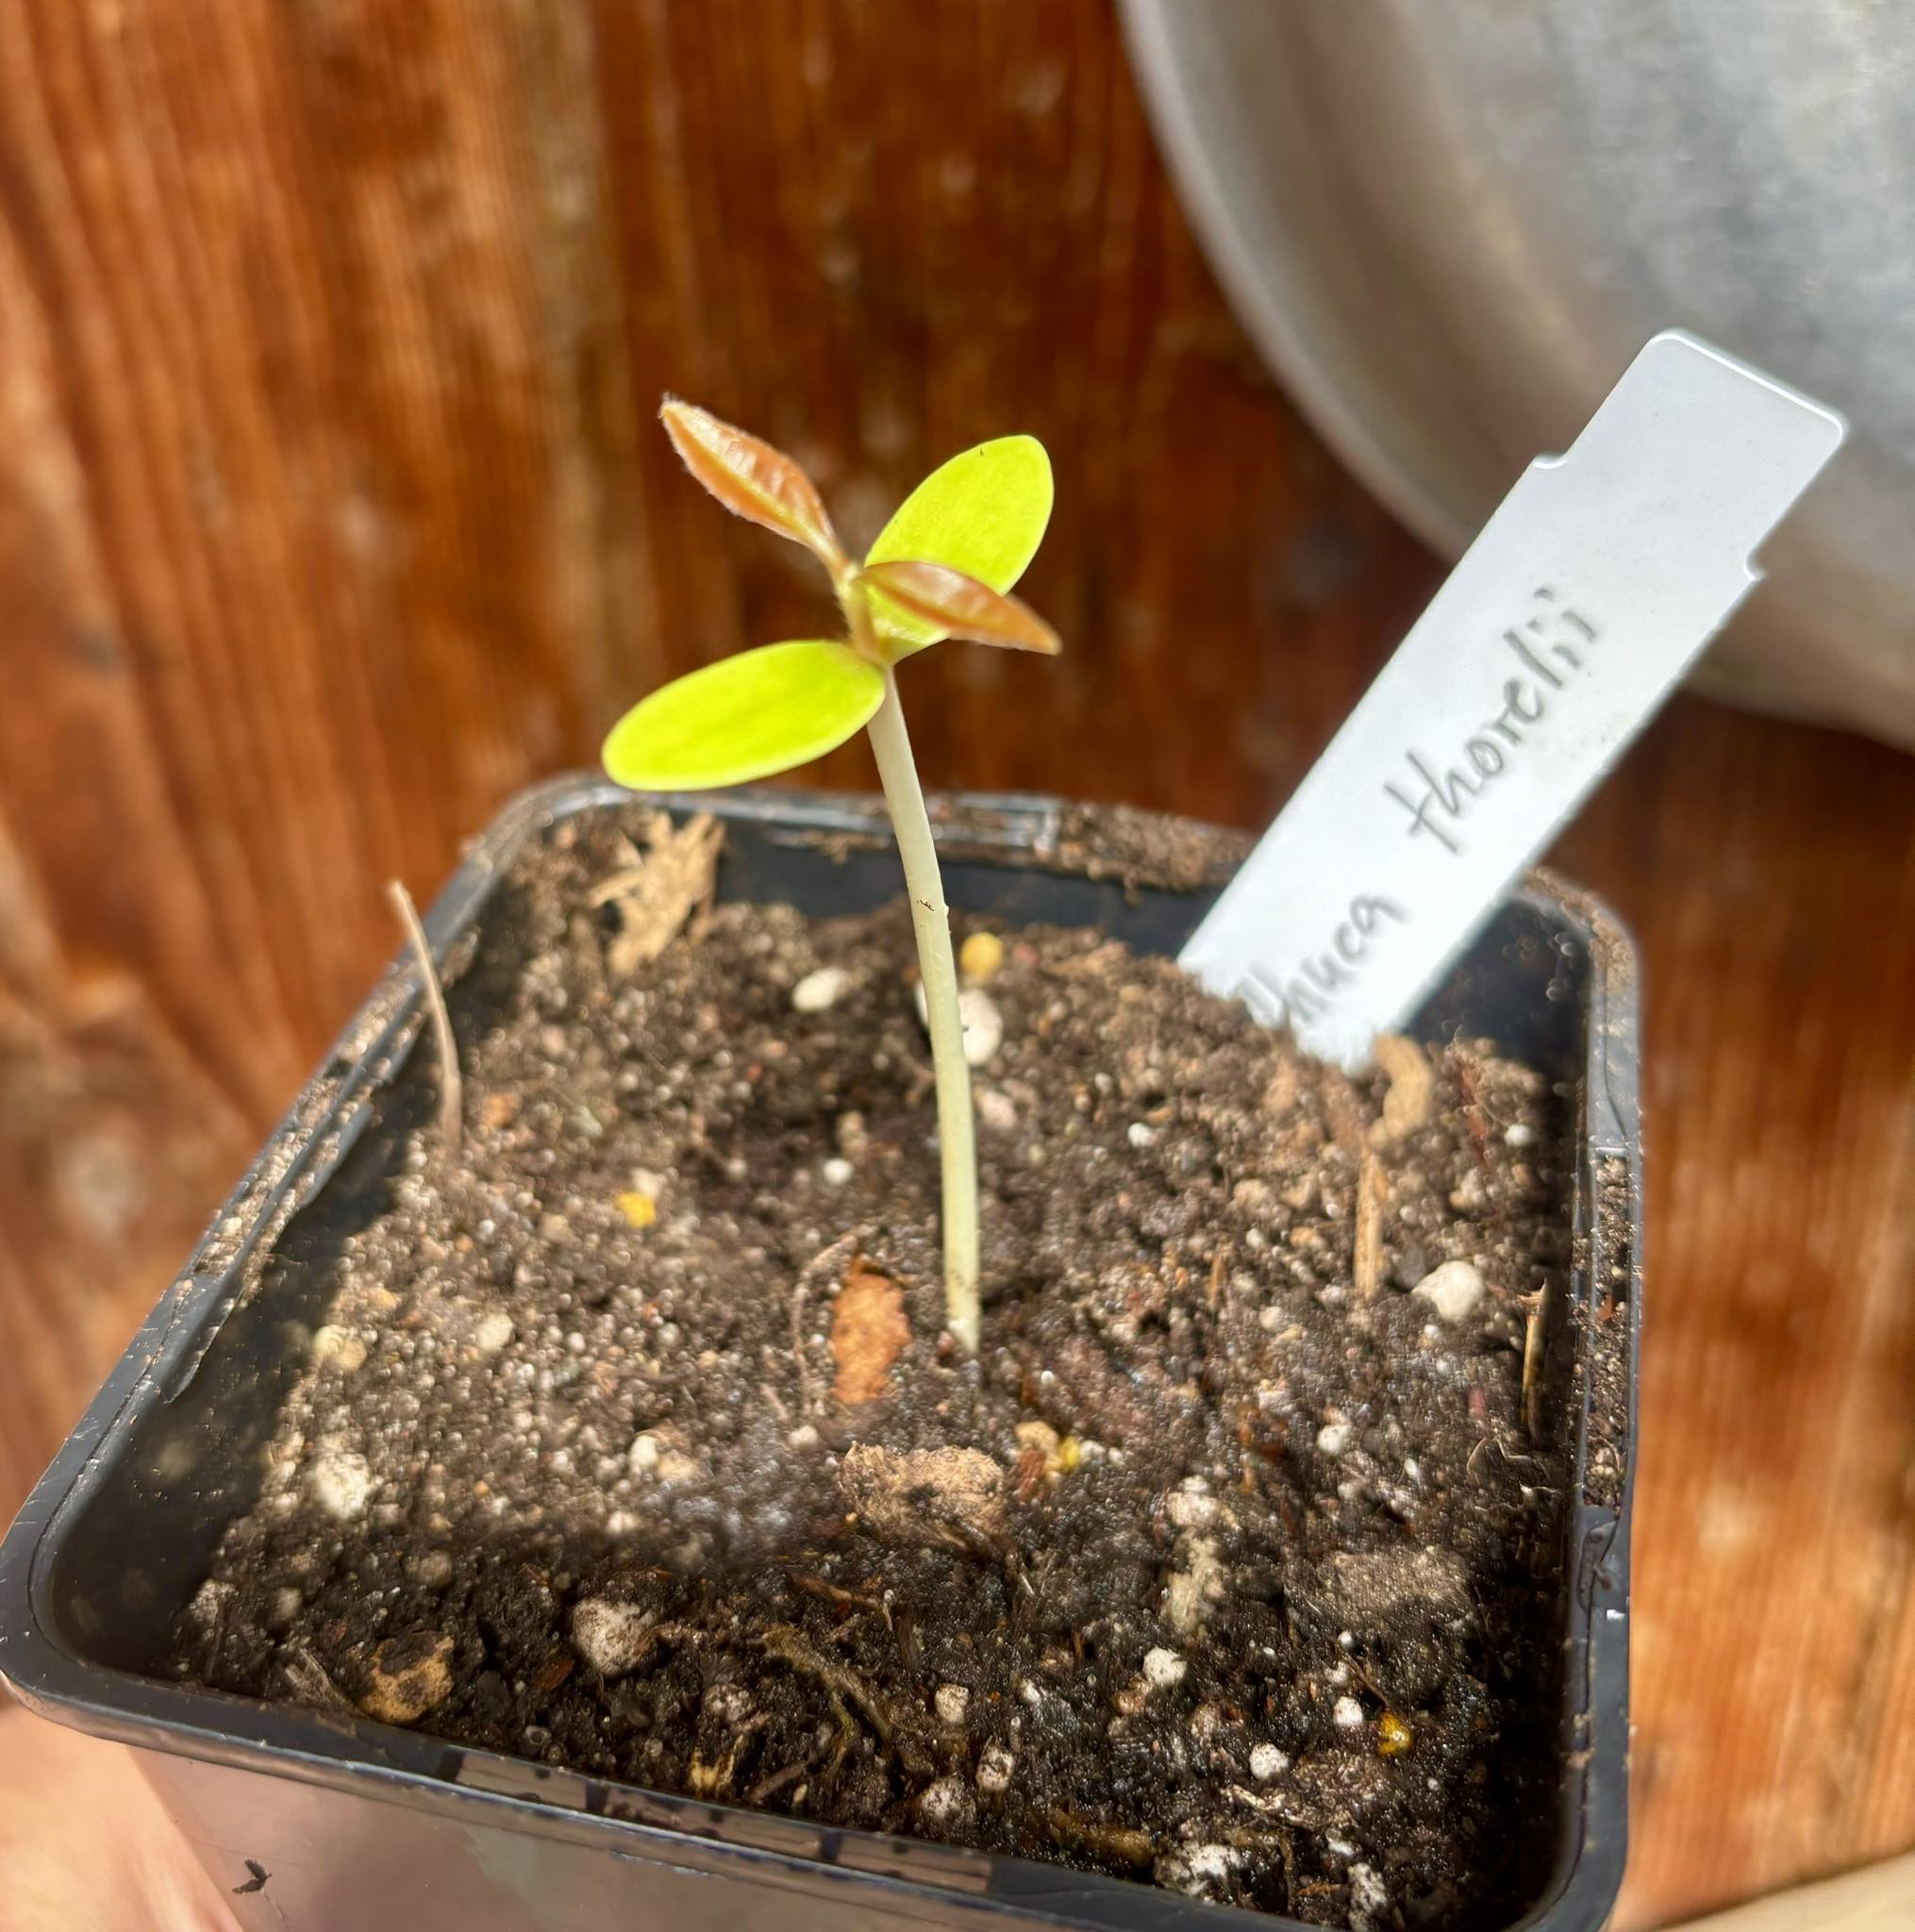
[
  {"xmin": 1354, "ymin": 1151, "xmax": 1388, "ymax": 1299},
  {"xmin": 758, "ymin": 1623, "xmax": 931, "ymax": 1777},
  {"xmin": 387, "ymin": 879, "xmax": 463, "ymax": 1165},
  {"xmin": 780, "ymin": 1567, "xmax": 883, "ymax": 1615},
  {"xmin": 1522, "ymin": 1302, "xmax": 1545, "ymax": 1441},
  {"xmin": 1046, "ymin": 1807, "xmax": 1156, "ymax": 1869},
  {"xmin": 589, "ymin": 810, "xmax": 723, "ymax": 977},
  {"xmin": 747, "ymin": 1756, "xmax": 815, "ymax": 1806},
  {"xmin": 688, "ymin": 1714, "xmax": 767, "ymax": 1797}
]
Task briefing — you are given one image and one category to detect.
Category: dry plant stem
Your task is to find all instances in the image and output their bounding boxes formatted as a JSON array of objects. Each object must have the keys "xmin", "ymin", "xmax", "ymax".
[
  {"xmin": 387, "ymin": 879, "xmax": 463, "ymax": 1165},
  {"xmin": 861, "ymin": 667, "xmax": 982, "ymax": 1353}
]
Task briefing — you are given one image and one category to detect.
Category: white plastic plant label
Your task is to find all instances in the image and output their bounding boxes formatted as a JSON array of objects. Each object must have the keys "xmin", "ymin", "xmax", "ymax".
[{"xmin": 1180, "ymin": 330, "xmax": 1845, "ymax": 1068}]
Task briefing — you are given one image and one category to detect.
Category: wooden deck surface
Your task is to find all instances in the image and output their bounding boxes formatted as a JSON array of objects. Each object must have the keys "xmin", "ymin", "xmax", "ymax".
[{"xmin": 0, "ymin": 6, "xmax": 1908, "ymax": 1924}]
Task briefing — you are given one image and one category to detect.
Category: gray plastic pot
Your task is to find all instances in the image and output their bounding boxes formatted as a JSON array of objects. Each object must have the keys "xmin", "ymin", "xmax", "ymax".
[{"xmin": 0, "ymin": 780, "xmax": 1640, "ymax": 1931}]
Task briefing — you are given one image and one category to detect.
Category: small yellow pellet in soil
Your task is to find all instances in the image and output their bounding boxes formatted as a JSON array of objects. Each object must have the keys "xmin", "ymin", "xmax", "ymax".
[
  {"xmin": 959, "ymin": 931, "xmax": 1005, "ymax": 984},
  {"xmin": 1378, "ymin": 1711, "xmax": 1413, "ymax": 1757},
  {"xmin": 616, "ymin": 1191, "xmax": 658, "ymax": 1229}
]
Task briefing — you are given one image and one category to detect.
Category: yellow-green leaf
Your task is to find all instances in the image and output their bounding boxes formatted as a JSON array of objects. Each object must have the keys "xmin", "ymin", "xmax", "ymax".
[
  {"xmin": 602, "ymin": 641, "xmax": 883, "ymax": 791},
  {"xmin": 865, "ymin": 435, "xmax": 1053, "ymax": 653}
]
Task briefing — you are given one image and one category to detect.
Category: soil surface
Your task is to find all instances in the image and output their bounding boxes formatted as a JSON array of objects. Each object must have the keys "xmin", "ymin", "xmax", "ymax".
[{"xmin": 174, "ymin": 811, "xmax": 1574, "ymax": 1931}]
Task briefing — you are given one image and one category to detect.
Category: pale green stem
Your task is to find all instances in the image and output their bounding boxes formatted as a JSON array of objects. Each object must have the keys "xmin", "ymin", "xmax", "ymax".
[{"xmin": 862, "ymin": 666, "xmax": 982, "ymax": 1354}]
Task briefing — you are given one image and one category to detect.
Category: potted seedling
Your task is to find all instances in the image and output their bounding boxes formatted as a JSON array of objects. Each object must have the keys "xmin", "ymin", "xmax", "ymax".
[
  {"xmin": 0, "ymin": 407, "xmax": 1637, "ymax": 1932},
  {"xmin": 601, "ymin": 401, "xmax": 1062, "ymax": 1356}
]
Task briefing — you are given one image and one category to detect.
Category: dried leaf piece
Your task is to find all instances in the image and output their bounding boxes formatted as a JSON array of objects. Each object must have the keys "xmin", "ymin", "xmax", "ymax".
[
  {"xmin": 830, "ymin": 1259, "xmax": 909, "ymax": 1405},
  {"xmin": 660, "ymin": 400, "xmax": 843, "ymax": 568},
  {"xmin": 282, "ymin": 1641, "xmax": 357, "ymax": 1717},
  {"xmin": 840, "ymin": 1442, "xmax": 1007, "ymax": 1557},
  {"xmin": 860, "ymin": 561, "xmax": 1059, "ymax": 655},
  {"xmin": 1369, "ymin": 1035, "xmax": 1434, "ymax": 1144},
  {"xmin": 588, "ymin": 810, "xmax": 724, "ymax": 977}
]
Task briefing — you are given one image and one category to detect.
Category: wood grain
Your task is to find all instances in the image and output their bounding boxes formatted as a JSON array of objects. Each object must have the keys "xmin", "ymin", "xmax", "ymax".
[
  {"xmin": 0, "ymin": 3, "xmax": 1907, "ymax": 1926},
  {"xmin": 1664, "ymin": 1853, "xmax": 1915, "ymax": 1932},
  {"xmin": 1557, "ymin": 700, "xmax": 1915, "ymax": 1925}
]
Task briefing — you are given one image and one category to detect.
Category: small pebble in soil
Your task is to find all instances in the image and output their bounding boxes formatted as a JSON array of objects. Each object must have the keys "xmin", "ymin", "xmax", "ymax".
[
  {"xmin": 1250, "ymin": 1742, "xmax": 1291, "ymax": 1781},
  {"xmin": 791, "ymin": 965, "xmax": 850, "ymax": 1012},
  {"xmin": 916, "ymin": 1774, "xmax": 976, "ymax": 1831},
  {"xmin": 914, "ymin": 981, "xmax": 1004, "ymax": 1065},
  {"xmin": 821, "ymin": 1158, "xmax": 854, "ymax": 1188},
  {"xmin": 1162, "ymin": 1535, "xmax": 1227, "ymax": 1635},
  {"xmin": 570, "ymin": 1598, "xmax": 656, "ymax": 1678},
  {"xmin": 1413, "ymin": 1257, "xmax": 1486, "ymax": 1324},
  {"xmin": 1126, "ymin": 1122, "xmax": 1157, "ymax": 1149},
  {"xmin": 412, "ymin": 1550, "xmax": 454, "ymax": 1590},
  {"xmin": 1449, "ymin": 1170, "xmax": 1490, "ymax": 1212},
  {"xmin": 958, "ymin": 988, "xmax": 1004, "ymax": 1065},
  {"xmin": 628, "ymin": 1433, "xmax": 661, "ymax": 1475},
  {"xmin": 356, "ymin": 1631, "xmax": 454, "ymax": 1725},
  {"xmin": 186, "ymin": 1578, "xmax": 234, "ymax": 1630},
  {"xmin": 310, "ymin": 1324, "xmax": 368, "ymax": 1373},
  {"xmin": 1316, "ymin": 1420, "xmax": 1355, "ymax": 1457},
  {"xmin": 1333, "ymin": 1695, "xmax": 1366, "ymax": 1730},
  {"xmin": 975, "ymin": 1741, "xmax": 1016, "ymax": 1793},
  {"xmin": 1349, "ymin": 1862, "xmax": 1391, "ymax": 1932},
  {"xmin": 934, "ymin": 1683, "xmax": 972, "ymax": 1725},
  {"xmin": 1142, "ymin": 1646, "xmax": 1188, "ymax": 1690},
  {"xmin": 1158, "ymin": 1842, "xmax": 1243, "ymax": 1899},
  {"xmin": 704, "ymin": 1682, "xmax": 754, "ymax": 1726},
  {"xmin": 1165, "ymin": 1478, "xmax": 1224, "ymax": 1531},
  {"xmin": 473, "ymin": 1310, "xmax": 514, "ymax": 1354},
  {"xmin": 308, "ymin": 1448, "xmax": 372, "ymax": 1522}
]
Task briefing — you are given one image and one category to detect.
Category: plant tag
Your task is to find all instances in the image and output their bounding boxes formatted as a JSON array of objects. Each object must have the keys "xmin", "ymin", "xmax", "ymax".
[{"xmin": 1180, "ymin": 330, "xmax": 1844, "ymax": 1067}]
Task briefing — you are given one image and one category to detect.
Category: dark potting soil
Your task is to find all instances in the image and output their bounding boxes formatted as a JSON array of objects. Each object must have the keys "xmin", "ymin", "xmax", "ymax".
[{"xmin": 173, "ymin": 812, "xmax": 1574, "ymax": 1931}]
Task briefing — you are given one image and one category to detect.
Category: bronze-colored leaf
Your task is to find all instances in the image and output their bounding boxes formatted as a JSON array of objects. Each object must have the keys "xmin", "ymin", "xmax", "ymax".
[
  {"xmin": 859, "ymin": 559, "xmax": 1060, "ymax": 655},
  {"xmin": 660, "ymin": 399, "xmax": 843, "ymax": 569}
]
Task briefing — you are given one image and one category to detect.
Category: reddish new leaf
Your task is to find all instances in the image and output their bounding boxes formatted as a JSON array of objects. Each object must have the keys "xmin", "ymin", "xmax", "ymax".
[
  {"xmin": 660, "ymin": 400, "xmax": 843, "ymax": 569},
  {"xmin": 858, "ymin": 559, "xmax": 1060, "ymax": 655}
]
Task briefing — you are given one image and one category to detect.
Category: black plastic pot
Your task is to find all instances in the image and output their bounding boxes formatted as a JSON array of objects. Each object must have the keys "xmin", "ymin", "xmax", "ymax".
[{"xmin": 0, "ymin": 780, "xmax": 1640, "ymax": 1932}]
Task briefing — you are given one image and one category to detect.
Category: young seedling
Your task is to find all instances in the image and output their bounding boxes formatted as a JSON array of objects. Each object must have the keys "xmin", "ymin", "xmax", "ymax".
[{"xmin": 601, "ymin": 403, "xmax": 1057, "ymax": 1354}]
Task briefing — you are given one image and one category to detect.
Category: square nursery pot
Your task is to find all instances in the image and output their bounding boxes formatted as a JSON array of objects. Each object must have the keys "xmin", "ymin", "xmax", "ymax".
[{"xmin": 0, "ymin": 779, "xmax": 1640, "ymax": 1932}]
